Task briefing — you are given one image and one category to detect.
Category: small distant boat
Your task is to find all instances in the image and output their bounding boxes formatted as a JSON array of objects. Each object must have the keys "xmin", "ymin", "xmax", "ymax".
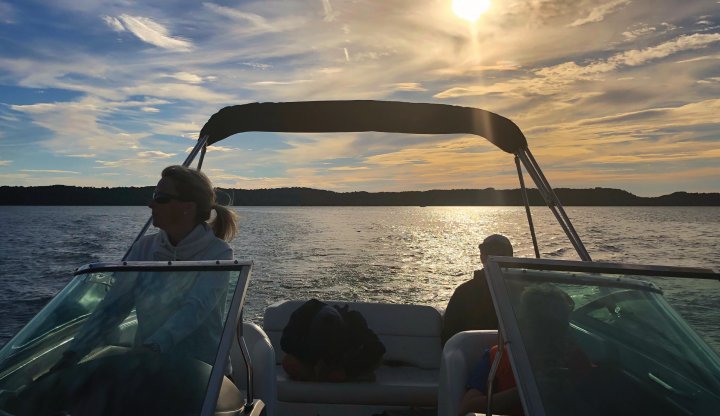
[{"xmin": 1, "ymin": 101, "xmax": 718, "ymax": 416}]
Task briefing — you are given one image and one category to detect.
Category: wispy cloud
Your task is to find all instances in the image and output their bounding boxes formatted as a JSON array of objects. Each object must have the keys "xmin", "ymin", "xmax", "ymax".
[
  {"xmin": 0, "ymin": 160, "xmax": 12, "ymax": 166},
  {"xmin": 622, "ymin": 23, "xmax": 656, "ymax": 41},
  {"xmin": 569, "ymin": 0, "xmax": 631, "ymax": 27},
  {"xmin": 120, "ymin": 83, "xmax": 232, "ymax": 103},
  {"xmin": 137, "ymin": 151, "xmax": 176, "ymax": 159},
  {"xmin": 322, "ymin": 0, "xmax": 338, "ymax": 22},
  {"xmin": 435, "ymin": 61, "xmax": 521, "ymax": 76},
  {"xmin": 203, "ymin": 3, "xmax": 268, "ymax": 26},
  {"xmin": 389, "ymin": 83, "xmax": 427, "ymax": 92},
  {"xmin": 521, "ymin": 98, "xmax": 720, "ymax": 181},
  {"xmin": 103, "ymin": 14, "xmax": 193, "ymax": 51},
  {"xmin": 436, "ymin": 33, "xmax": 720, "ymax": 99},
  {"xmin": 184, "ymin": 145, "xmax": 242, "ymax": 153},
  {"xmin": 250, "ymin": 80, "xmax": 312, "ymax": 86},
  {"xmin": 102, "ymin": 15, "xmax": 124, "ymax": 32},
  {"xmin": 327, "ymin": 166, "xmax": 369, "ymax": 171},
  {"xmin": 612, "ymin": 33, "xmax": 720, "ymax": 66},
  {"xmin": 95, "ymin": 150, "xmax": 180, "ymax": 174},
  {"xmin": 10, "ymin": 98, "xmax": 153, "ymax": 154},
  {"xmin": 20, "ymin": 169, "xmax": 79, "ymax": 174},
  {"xmin": 676, "ymin": 54, "xmax": 720, "ymax": 63},
  {"xmin": 166, "ymin": 72, "xmax": 208, "ymax": 84},
  {"xmin": 0, "ymin": 1, "xmax": 17, "ymax": 24},
  {"xmin": 697, "ymin": 77, "xmax": 720, "ymax": 84}
]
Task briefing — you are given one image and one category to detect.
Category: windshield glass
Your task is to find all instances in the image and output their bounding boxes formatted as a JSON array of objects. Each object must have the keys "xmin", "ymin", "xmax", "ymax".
[
  {"xmin": 488, "ymin": 264, "xmax": 720, "ymax": 416},
  {"xmin": 0, "ymin": 262, "xmax": 249, "ymax": 416}
]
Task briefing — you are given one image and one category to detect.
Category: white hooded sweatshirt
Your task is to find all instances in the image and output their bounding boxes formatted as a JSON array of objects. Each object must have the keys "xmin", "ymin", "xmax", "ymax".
[
  {"xmin": 72, "ymin": 223, "xmax": 234, "ymax": 365},
  {"xmin": 126, "ymin": 222, "xmax": 232, "ymax": 261}
]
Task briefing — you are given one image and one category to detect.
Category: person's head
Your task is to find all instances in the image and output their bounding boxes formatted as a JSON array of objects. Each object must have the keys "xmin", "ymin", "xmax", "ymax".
[
  {"xmin": 479, "ymin": 234, "xmax": 513, "ymax": 265},
  {"xmin": 310, "ymin": 305, "xmax": 346, "ymax": 338},
  {"xmin": 518, "ymin": 283, "xmax": 574, "ymax": 340},
  {"xmin": 149, "ymin": 165, "xmax": 238, "ymax": 241},
  {"xmin": 310, "ymin": 305, "xmax": 347, "ymax": 364}
]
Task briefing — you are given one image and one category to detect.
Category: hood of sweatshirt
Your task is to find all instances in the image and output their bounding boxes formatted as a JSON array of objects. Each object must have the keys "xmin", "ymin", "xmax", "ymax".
[
  {"xmin": 127, "ymin": 223, "xmax": 232, "ymax": 261},
  {"xmin": 155, "ymin": 223, "xmax": 218, "ymax": 260}
]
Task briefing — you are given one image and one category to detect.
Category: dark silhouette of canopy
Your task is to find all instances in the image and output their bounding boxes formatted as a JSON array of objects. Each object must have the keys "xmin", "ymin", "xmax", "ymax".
[{"xmin": 199, "ymin": 101, "xmax": 527, "ymax": 154}]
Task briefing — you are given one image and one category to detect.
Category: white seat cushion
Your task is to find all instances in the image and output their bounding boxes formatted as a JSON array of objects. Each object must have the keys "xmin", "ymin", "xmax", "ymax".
[
  {"xmin": 437, "ymin": 330, "xmax": 498, "ymax": 416},
  {"xmin": 277, "ymin": 364, "xmax": 439, "ymax": 406},
  {"xmin": 264, "ymin": 300, "xmax": 443, "ymax": 368},
  {"xmin": 264, "ymin": 300, "xmax": 444, "ymax": 409}
]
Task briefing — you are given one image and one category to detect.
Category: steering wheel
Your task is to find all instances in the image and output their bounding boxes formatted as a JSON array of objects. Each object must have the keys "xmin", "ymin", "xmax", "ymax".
[{"xmin": 573, "ymin": 292, "xmax": 622, "ymax": 319}]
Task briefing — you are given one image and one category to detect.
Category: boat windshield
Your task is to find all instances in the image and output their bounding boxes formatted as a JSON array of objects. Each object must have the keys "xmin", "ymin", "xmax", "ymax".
[
  {"xmin": 484, "ymin": 258, "xmax": 720, "ymax": 416},
  {"xmin": 0, "ymin": 261, "xmax": 251, "ymax": 416}
]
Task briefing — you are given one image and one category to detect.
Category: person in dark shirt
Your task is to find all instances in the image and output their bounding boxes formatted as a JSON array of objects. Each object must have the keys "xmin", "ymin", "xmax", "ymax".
[{"xmin": 441, "ymin": 234, "xmax": 514, "ymax": 346}]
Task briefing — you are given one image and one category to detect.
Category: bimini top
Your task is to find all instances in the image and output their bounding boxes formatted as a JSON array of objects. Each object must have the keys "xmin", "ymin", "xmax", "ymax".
[{"xmin": 199, "ymin": 100, "xmax": 528, "ymax": 154}]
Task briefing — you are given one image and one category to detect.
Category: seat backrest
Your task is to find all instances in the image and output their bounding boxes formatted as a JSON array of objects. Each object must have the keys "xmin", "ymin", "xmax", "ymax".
[
  {"xmin": 230, "ymin": 322, "xmax": 277, "ymax": 416},
  {"xmin": 437, "ymin": 330, "xmax": 498, "ymax": 416},
  {"xmin": 263, "ymin": 300, "xmax": 444, "ymax": 369}
]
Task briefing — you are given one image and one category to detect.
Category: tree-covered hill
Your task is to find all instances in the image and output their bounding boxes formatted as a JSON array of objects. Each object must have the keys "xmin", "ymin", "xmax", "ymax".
[{"xmin": 1, "ymin": 186, "xmax": 718, "ymax": 206}]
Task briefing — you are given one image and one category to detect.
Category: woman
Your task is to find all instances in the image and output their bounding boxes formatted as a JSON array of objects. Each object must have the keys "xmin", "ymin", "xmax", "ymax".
[
  {"xmin": 62, "ymin": 165, "xmax": 238, "ymax": 366},
  {"xmin": 122, "ymin": 165, "xmax": 239, "ymax": 358}
]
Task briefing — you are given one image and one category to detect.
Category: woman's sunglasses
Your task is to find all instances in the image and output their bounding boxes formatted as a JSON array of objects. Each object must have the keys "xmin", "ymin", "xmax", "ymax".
[{"xmin": 152, "ymin": 190, "xmax": 182, "ymax": 204}]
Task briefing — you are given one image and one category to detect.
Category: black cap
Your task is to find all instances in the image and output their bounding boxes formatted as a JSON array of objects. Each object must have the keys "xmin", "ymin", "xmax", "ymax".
[{"xmin": 479, "ymin": 234, "xmax": 513, "ymax": 256}]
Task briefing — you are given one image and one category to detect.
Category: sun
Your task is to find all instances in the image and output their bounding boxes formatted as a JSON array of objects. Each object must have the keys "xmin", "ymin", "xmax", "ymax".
[{"xmin": 451, "ymin": 0, "xmax": 491, "ymax": 23}]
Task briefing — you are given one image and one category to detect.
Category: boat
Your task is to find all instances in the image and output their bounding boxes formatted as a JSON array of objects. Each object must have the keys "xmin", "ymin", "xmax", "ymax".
[{"xmin": 0, "ymin": 101, "xmax": 718, "ymax": 416}]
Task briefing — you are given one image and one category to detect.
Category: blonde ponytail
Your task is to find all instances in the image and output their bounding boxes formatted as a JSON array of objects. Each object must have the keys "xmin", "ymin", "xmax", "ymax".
[{"xmin": 210, "ymin": 203, "xmax": 239, "ymax": 241}]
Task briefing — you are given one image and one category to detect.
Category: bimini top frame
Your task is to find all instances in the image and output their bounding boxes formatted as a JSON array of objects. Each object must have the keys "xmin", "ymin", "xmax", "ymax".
[{"xmin": 125, "ymin": 100, "xmax": 591, "ymax": 261}]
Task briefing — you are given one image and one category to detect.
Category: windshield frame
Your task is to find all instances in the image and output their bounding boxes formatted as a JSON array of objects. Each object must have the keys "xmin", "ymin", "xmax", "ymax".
[
  {"xmin": 0, "ymin": 260, "xmax": 252, "ymax": 416},
  {"xmin": 73, "ymin": 260, "xmax": 252, "ymax": 416},
  {"xmin": 483, "ymin": 256, "xmax": 720, "ymax": 416}
]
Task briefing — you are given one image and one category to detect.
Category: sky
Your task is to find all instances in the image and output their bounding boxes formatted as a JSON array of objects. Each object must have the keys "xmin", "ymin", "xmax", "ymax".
[{"xmin": 0, "ymin": 0, "xmax": 719, "ymax": 196}]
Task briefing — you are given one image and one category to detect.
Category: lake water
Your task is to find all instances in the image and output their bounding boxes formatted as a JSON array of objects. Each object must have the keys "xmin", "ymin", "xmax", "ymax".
[{"xmin": 0, "ymin": 206, "xmax": 718, "ymax": 351}]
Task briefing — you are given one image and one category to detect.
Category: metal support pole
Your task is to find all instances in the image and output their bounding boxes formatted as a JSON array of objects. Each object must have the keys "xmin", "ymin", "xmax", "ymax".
[
  {"xmin": 516, "ymin": 149, "xmax": 592, "ymax": 261},
  {"xmin": 486, "ymin": 330, "xmax": 505, "ymax": 416},
  {"xmin": 515, "ymin": 153, "xmax": 540, "ymax": 258},
  {"xmin": 237, "ymin": 313, "xmax": 255, "ymax": 408},
  {"xmin": 197, "ymin": 142, "xmax": 208, "ymax": 171},
  {"xmin": 525, "ymin": 149, "xmax": 589, "ymax": 258},
  {"xmin": 184, "ymin": 135, "xmax": 210, "ymax": 168}
]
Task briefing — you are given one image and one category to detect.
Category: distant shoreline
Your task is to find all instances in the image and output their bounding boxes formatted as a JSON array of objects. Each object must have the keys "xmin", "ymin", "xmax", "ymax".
[{"xmin": 1, "ymin": 185, "xmax": 718, "ymax": 206}]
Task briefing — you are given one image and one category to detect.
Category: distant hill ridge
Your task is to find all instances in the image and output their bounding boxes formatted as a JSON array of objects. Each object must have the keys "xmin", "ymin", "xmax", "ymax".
[{"xmin": 1, "ymin": 185, "xmax": 718, "ymax": 206}]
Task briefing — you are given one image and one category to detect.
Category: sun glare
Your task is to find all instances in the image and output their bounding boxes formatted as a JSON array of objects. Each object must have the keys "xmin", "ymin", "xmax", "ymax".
[{"xmin": 452, "ymin": 0, "xmax": 491, "ymax": 22}]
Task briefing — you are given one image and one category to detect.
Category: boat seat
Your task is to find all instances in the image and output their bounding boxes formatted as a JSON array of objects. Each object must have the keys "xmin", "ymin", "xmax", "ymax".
[
  {"xmin": 263, "ymin": 300, "xmax": 443, "ymax": 410},
  {"xmin": 276, "ymin": 364, "xmax": 438, "ymax": 406},
  {"xmin": 437, "ymin": 330, "xmax": 498, "ymax": 416}
]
